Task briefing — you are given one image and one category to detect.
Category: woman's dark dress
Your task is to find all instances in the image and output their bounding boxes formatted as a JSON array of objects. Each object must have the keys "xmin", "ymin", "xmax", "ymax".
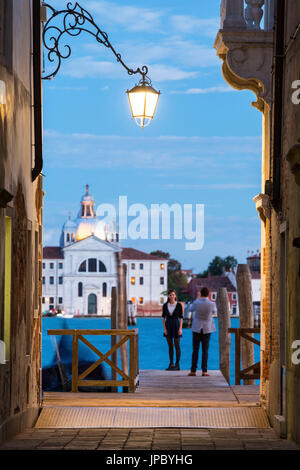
[{"xmin": 162, "ymin": 302, "xmax": 183, "ymax": 339}]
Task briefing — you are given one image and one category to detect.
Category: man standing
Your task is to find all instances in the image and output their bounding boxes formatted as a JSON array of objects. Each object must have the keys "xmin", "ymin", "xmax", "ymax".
[{"xmin": 188, "ymin": 287, "xmax": 217, "ymax": 377}]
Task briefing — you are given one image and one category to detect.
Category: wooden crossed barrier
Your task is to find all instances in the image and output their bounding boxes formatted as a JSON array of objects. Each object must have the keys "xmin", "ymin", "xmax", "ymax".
[
  {"xmin": 47, "ymin": 329, "xmax": 139, "ymax": 393},
  {"xmin": 228, "ymin": 328, "xmax": 260, "ymax": 385}
]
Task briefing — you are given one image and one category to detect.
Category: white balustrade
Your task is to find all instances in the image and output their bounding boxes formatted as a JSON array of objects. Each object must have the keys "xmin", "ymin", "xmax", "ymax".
[
  {"xmin": 245, "ymin": 0, "xmax": 265, "ymax": 30},
  {"xmin": 220, "ymin": 0, "xmax": 274, "ymax": 32}
]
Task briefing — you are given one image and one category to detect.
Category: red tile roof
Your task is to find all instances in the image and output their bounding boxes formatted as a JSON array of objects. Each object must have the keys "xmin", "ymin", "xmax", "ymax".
[
  {"xmin": 121, "ymin": 247, "xmax": 167, "ymax": 261},
  {"xmin": 43, "ymin": 245, "xmax": 167, "ymax": 261},
  {"xmin": 43, "ymin": 246, "xmax": 64, "ymax": 259},
  {"xmin": 188, "ymin": 275, "xmax": 236, "ymax": 297}
]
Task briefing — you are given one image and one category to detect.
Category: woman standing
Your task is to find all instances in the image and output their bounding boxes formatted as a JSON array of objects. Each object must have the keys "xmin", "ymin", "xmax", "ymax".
[{"xmin": 162, "ymin": 289, "xmax": 183, "ymax": 370}]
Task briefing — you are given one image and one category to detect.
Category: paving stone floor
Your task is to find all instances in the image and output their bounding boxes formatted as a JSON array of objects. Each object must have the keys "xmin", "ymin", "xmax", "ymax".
[{"xmin": 0, "ymin": 427, "xmax": 299, "ymax": 451}]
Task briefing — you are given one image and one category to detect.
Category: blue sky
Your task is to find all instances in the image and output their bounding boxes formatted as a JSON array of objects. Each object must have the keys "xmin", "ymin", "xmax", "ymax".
[{"xmin": 43, "ymin": 0, "xmax": 262, "ymax": 272}]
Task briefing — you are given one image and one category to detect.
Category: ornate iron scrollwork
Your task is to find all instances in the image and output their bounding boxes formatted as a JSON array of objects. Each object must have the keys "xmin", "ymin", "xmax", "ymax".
[{"xmin": 42, "ymin": 2, "xmax": 150, "ymax": 82}]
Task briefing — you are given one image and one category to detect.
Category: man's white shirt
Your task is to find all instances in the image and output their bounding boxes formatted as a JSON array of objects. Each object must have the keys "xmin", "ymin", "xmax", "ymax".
[{"xmin": 189, "ymin": 298, "xmax": 217, "ymax": 334}]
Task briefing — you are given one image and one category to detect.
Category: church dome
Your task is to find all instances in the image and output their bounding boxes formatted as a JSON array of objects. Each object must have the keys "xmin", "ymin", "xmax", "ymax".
[
  {"xmin": 63, "ymin": 215, "xmax": 77, "ymax": 230},
  {"xmin": 76, "ymin": 218, "xmax": 106, "ymax": 241},
  {"xmin": 61, "ymin": 185, "xmax": 119, "ymax": 244}
]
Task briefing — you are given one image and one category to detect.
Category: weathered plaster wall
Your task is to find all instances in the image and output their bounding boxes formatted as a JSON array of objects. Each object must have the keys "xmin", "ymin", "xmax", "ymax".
[{"xmin": 0, "ymin": 1, "xmax": 42, "ymax": 443}]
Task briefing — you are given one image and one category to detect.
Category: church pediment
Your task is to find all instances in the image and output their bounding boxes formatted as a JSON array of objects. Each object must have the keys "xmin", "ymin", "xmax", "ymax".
[{"xmin": 63, "ymin": 235, "xmax": 121, "ymax": 253}]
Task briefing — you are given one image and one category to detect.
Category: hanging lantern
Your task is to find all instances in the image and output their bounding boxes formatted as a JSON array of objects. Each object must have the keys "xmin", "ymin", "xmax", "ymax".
[{"xmin": 127, "ymin": 79, "xmax": 160, "ymax": 128}]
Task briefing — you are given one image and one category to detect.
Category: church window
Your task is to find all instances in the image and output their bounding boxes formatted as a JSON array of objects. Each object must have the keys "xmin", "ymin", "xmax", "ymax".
[
  {"xmin": 88, "ymin": 258, "xmax": 97, "ymax": 272},
  {"xmin": 79, "ymin": 260, "xmax": 86, "ymax": 272},
  {"xmin": 103, "ymin": 282, "xmax": 107, "ymax": 297},
  {"xmin": 78, "ymin": 282, "xmax": 83, "ymax": 297},
  {"xmin": 98, "ymin": 260, "xmax": 107, "ymax": 272}
]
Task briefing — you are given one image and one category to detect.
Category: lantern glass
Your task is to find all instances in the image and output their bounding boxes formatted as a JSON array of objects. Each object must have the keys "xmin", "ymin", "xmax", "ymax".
[{"xmin": 127, "ymin": 83, "xmax": 160, "ymax": 128}]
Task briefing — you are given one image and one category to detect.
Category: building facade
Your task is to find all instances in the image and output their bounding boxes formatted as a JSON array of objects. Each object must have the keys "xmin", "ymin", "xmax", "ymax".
[
  {"xmin": 215, "ymin": 0, "xmax": 300, "ymax": 444},
  {"xmin": 42, "ymin": 186, "xmax": 168, "ymax": 315},
  {"xmin": 0, "ymin": 0, "xmax": 43, "ymax": 444}
]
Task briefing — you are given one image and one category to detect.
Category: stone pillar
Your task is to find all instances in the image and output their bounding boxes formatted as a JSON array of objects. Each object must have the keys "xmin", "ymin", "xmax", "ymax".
[
  {"xmin": 221, "ymin": 0, "xmax": 247, "ymax": 30},
  {"xmin": 264, "ymin": 0, "xmax": 275, "ymax": 31}
]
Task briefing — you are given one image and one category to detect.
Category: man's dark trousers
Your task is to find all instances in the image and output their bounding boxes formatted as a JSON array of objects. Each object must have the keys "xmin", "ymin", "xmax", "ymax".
[{"xmin": 191, "ymin": 329, "xmax": 211, "ymax": 373}]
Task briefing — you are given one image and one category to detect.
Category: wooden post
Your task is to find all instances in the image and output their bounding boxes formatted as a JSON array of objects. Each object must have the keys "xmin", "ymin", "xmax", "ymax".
[
  {"xmin": 235, "ymin": 329, "xmax": 241, "ymax": 385},
  {"xmin": 72, "ymin": 331, "xmax": 79, "ymax": 392},
  {"xmin": 236, "ymin": 264, "xmax": 255, "ymax": 384},
  {"xmin": 115, "ymin": 252, "xmax": 128, "ymax": 391},
  {"xmin": 110, "ymin": 286, "xmax": 118, "ymax": 391},
  {"xmin": 129, "ymin": 335, "xmax": 135, "ymax": 392},
  {"xmin": 216, "ymin": 287, "xmax": 231, "ymax": 384}
]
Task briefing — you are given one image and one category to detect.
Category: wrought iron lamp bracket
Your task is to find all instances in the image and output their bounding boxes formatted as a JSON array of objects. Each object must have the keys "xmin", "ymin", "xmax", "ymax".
[{"xmin": 42, "ymin": 2, "xmax": 150, "ymax": 83}]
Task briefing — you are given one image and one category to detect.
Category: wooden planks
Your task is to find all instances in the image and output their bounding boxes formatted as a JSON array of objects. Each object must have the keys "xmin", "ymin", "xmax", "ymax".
[{"xmin": 42, "ymin": 370, "xmax": 260, "ymax": 409}]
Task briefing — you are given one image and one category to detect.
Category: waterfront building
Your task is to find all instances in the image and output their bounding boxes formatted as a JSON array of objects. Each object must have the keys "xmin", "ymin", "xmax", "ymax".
[{"xmin": 42, "ymin": 186, "xmax": 168, "ymax": 315}]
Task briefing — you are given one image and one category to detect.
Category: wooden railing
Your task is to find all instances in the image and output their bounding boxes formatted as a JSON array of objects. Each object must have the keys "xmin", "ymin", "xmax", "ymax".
[
  {"xmin": 47, "ymin": 329, "xmax": 139, "ymax": 393},
  {"xmin": 228, "ymin": 328, "xmax": 260, "ymax": 385}
]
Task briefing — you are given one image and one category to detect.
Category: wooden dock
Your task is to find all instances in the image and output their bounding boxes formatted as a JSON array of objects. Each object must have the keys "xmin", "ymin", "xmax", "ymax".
[{"xmin": 42, "ymin": 369, "xmax": 260, "ymax": 408}]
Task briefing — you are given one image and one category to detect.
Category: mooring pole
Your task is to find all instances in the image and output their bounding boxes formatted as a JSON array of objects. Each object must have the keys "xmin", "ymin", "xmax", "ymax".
[
  {"xmin": 217, "ymin": 287, "xmax": 231, "ymax": 384},
  {"xmin": 236, "ymin": 264, "xmax": 255, "ymax": 385}
]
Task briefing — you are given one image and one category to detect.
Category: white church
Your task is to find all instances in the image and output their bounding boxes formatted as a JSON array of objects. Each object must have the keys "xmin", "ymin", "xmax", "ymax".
[{"xmin": 42, "ymin": 186, "xmax": 168, "ymax": 316}]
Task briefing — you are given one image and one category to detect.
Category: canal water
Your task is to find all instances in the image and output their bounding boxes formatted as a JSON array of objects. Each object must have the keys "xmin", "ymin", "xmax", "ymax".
[{"xmin": 42, "ymin": 317, "xmax": 260, "ymax": 386}]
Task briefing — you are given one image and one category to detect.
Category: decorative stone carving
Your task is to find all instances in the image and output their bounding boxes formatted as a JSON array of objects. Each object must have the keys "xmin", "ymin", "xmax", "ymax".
[
  {"xmin": 253, "ymin": 193, "xmax": 271, "ymax": 222},
  {"xmin": 286, "ymin": 141, "xmax": 300, "ymax": 186},
  {"xmin": 214, "ymin": 29, "xmax": 274, "ymax": 110}
]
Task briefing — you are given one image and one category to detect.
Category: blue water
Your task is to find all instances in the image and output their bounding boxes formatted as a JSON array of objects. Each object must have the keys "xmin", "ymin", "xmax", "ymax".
[{"xmin": 42, "ymin": 317, "xmax": 260, "ymax": 385}]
